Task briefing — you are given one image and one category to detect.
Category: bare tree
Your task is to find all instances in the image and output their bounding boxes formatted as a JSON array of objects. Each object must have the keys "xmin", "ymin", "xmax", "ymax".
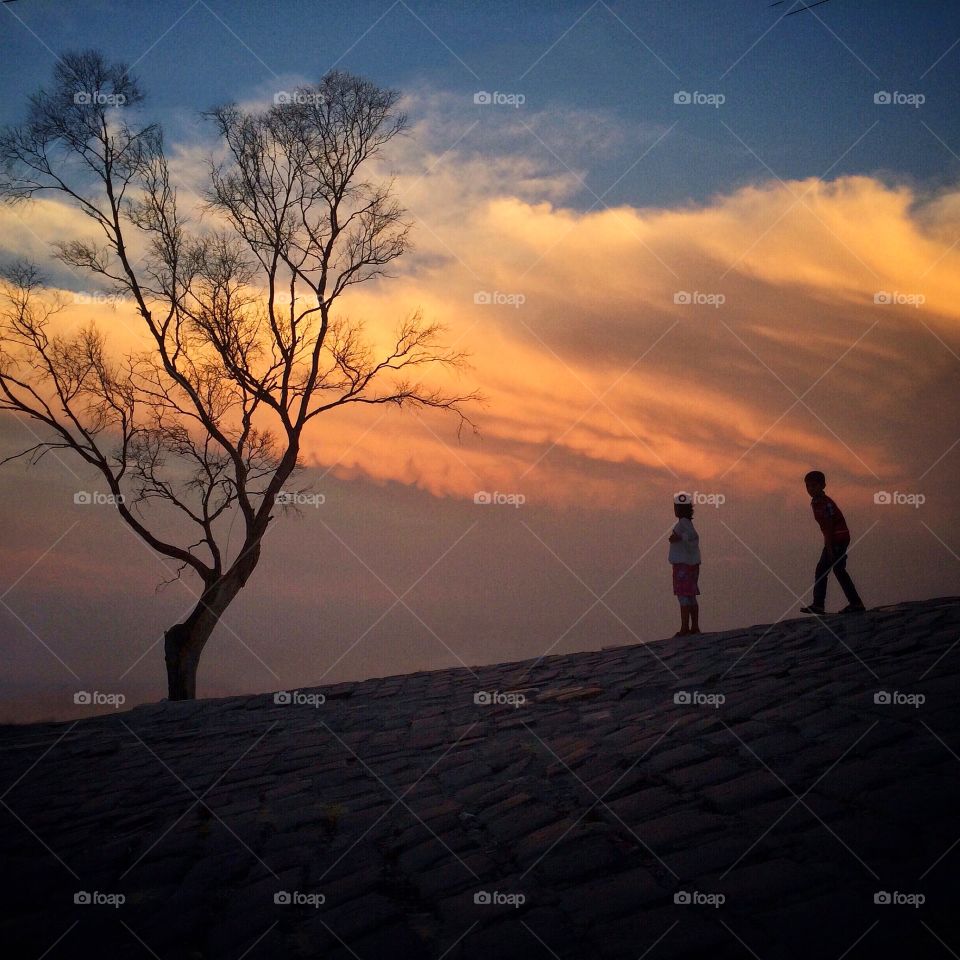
[{"xmin": 0, "ymin": 51, "xmax": 477, "ymax": 700}]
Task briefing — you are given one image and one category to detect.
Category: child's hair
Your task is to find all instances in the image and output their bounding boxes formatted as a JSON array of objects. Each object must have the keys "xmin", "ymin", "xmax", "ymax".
[
  {"xmin": 674, "ymin": 502, "xmax": 694, "ymax": 519},
  {"xmin": 804, "ymin": 470, "xmax": 826, "ymax": 485}
]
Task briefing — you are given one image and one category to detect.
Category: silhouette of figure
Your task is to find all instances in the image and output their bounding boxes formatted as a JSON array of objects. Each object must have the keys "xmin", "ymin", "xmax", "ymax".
[
  {"xmin": 799, "ymin": 470, "xmax": 865, "ymax": 615},
  {"xmin": 669, "ymin": 493, "xmax": 701, "ymax": 636}
]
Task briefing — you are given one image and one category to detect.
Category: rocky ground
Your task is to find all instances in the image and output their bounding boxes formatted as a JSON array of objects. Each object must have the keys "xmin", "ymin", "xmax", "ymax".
[{"xmin": 1, "ymin": 597, "xmax": 958, "ymax": 959}]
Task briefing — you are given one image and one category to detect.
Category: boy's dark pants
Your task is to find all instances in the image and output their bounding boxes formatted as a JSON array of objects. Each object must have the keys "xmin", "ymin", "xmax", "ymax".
[{"xmin": 813, "ymin": 539, "xmax": 862, "ymax": 608}]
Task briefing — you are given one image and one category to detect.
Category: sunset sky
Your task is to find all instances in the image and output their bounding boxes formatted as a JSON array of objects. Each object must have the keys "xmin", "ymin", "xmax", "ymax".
[{"xmin": 1, "ymin": 0, "xmax": 958, "ymax": 720}]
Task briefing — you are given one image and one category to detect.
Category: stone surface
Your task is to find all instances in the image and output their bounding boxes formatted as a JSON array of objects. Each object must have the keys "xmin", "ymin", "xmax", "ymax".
[{"xmin": 0, "ymin": 597, "xmax": 958, "ymax": 958}]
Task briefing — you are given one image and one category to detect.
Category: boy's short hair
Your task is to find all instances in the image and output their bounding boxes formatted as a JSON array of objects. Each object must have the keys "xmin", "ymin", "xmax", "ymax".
[
  {"xmin": 674, "ymin": 502, "xmax": 694, "ymax": 519},
  {"xmin": 804, "ymin": 470, "xmax": 826, "ymax": 485}
]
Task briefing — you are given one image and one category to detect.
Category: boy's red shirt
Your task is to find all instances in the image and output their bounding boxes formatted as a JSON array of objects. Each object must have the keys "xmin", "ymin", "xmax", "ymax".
[{"xmin": 811, "ymin": 492, "xmax": 850, "ymax": 544}]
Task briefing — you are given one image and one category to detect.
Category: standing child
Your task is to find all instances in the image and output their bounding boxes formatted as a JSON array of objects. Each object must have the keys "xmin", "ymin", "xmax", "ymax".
[
  {"xmin": 669, "ymin": 493, "xmax": 701, "ymax": 636},
  {"xmin": 799, "ymin": 470, "xmax": 865, "ymax": 615}
]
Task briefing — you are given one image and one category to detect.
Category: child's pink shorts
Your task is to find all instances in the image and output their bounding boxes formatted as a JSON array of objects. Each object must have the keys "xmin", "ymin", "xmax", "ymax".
[{"xmin": 672, "ymin": 563, "xmax": 701, "ymax": 598}]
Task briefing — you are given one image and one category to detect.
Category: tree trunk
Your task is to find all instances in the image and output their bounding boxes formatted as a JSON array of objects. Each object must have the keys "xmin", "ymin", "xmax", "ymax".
[
  {"xmin": 163, "ymin": 541, "xmax": 263, "ymax": 701},
  {"xmin": 164, "ymin": 620, "xmax": 206, "ymax": 701}
]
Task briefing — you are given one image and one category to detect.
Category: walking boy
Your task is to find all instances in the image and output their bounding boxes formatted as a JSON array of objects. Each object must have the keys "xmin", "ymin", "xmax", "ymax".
[{"xmin": 799, "ymin": 470, "xmax": 865, "ymax": 615}]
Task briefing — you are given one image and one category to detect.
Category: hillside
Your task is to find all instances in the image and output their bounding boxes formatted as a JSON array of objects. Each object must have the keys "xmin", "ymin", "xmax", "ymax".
[{"xmin": 1, "ymin": 597, "xmax": 958, "ymax": 959}]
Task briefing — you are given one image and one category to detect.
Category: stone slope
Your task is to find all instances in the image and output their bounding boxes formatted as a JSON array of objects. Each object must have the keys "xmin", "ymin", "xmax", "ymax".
[{"xmin": 1, "ymin": 597, "xmax": 958, "ymax": 959}]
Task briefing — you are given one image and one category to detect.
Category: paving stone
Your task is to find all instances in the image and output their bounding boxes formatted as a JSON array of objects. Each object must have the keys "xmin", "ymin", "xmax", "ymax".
[
  {"xmin": 604, "ymin": 785, "xmax": 680, "ymax": 822},
  {"xmin": 632, "ymin": 809, "xmax": 730, "ymax": 850},
  {"xmin": 413, "ymin": 851, "xmax": 495, "ymax": 900},
  {"xmin": 485, "ymin": 801, "xmax": 561, "ymax": 844},
  {"xmin": 643, "ymin": 742, "xmax": 712, "ymax": 774},
  {"xmin": 661, "ymin": 755, "xmax": 746, "ymax": 789},
  {"xmin": 702, "ymin": 770, "xmax": 790, "ymax": 812}
]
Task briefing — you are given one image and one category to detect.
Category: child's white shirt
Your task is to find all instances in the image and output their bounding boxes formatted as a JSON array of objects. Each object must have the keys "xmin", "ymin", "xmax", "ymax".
[{"xmin": 669, "ymin": 517, "xmax": 701, "ymax": 565}]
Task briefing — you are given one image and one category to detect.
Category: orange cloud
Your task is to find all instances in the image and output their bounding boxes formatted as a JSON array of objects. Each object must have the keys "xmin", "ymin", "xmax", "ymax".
[{"xmin": 2, "ymin": 112, "xmax": 959, "ymax": 512}]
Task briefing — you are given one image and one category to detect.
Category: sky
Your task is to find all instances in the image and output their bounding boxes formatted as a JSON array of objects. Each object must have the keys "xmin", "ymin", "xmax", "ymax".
[{"xmin": 1, "ymin": 0, "xmax": 959, "ymax": 721}]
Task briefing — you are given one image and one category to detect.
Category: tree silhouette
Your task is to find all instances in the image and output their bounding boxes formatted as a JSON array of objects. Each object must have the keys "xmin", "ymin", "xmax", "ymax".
[{"xmin": 0, "ymin": 51, "xmax": 477, "ymax": 700}]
